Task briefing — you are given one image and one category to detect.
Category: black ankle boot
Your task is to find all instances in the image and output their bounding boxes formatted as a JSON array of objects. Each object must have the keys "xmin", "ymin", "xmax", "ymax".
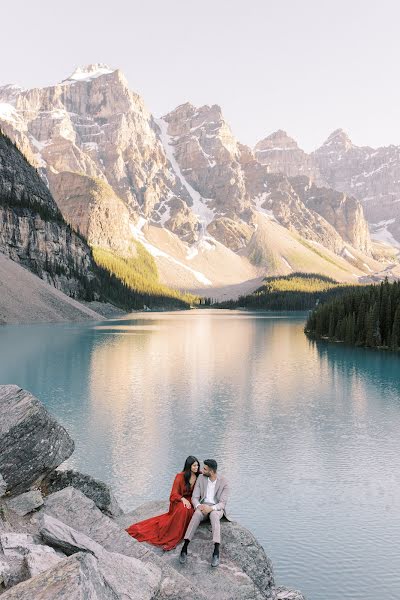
[
  {"xmin": 180, "ymin": 540, "xmax": 189, "ymax": 564},
  {"xmin": 211, "ymin": 543, "xmax": 220, "ymax": 567}
]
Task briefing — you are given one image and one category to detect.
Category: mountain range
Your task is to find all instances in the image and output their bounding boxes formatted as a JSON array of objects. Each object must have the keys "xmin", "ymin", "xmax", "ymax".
[{"xmin": 0, "ymin": 63, "xmax": 399, "ymax": 300}]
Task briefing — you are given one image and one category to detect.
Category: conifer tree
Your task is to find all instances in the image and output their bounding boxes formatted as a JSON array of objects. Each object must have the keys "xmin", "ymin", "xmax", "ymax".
[
  {"xmin": 392, "ymin": 306, "xmax": 400, "ymax": 350},
  {"xmin": 305, "ymin": 279, "xmax": 400, "ymax": 352}
]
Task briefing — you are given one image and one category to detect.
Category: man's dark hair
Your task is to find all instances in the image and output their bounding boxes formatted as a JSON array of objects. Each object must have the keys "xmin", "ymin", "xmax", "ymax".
[{"xmin": 204, "ymin": 458, "xmax": 218, "ymax": 472}]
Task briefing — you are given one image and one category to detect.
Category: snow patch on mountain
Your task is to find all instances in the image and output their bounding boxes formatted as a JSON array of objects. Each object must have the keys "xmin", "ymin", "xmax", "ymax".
[
  {"xmin": 155, "ymin": 118, "xmax": 215, "ymax": 232},
  {"xmin": 158, "ymin": 203, "xmax": 171, "ymax": 226},
  {"xmin": 342, "ymin": 247, "xmax": 356, "ymax": 260},
  {"xmin": 371, "ymin": 219, "xmax": 400, "ymax": 248},
  {"xmin": 186, "ymin": 236, "xmax": 217, "ymax": 260},
  {"xmin": 129, "ymin": 219, "xmax": 212, "ymax": 285},
  {"xmin": 281, "ymin": 257, "xmax": 292, "ymax": 270},
  {"xmin": 0, "ymin": 103, "xmax": 19, "ymax": 124},
  {"xmin": 63, "ymin": 64, "xmax": 114, "ymax": 84},
  {"xmin": 254, "ymin": 193, "xmax": 276, "ymax": 220}
]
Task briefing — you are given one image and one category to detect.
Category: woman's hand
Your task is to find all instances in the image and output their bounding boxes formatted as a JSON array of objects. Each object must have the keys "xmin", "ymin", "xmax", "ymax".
[{"xmin": 181, "ymin": 498, "xmax": 191, "ymax": 509}]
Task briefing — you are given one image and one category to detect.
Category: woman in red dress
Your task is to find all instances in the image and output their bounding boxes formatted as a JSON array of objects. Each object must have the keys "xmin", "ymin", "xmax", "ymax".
[{"xmin": 126, "ymin": 456, "xmax": 200, "ymax": 551}]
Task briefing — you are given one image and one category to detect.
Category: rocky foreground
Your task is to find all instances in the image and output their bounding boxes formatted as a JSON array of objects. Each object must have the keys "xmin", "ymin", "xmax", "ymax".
[{"xmin": 0, "ymin": 384, "xmax": 305, "ymax": 599}]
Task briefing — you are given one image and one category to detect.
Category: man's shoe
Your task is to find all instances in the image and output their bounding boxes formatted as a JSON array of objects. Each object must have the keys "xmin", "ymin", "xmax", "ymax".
[
  {"xmin": 211, "ymin": 553, "xmax": 220, "ymax": 567},
  {"xmin": 179, "ymin": 551, "xmax": 187, "ymax": 565}
]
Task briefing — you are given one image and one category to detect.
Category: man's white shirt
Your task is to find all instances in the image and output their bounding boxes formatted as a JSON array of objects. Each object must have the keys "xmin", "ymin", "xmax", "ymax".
[{"xmin": 196, "ymin": 476, "xmax": 218, "ymax": 511}]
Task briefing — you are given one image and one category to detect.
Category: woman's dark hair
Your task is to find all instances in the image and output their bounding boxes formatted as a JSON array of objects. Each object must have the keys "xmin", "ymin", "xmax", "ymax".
[{"xmin": 182, "ymin": 456, "xmax": 200, "ymax": 490}]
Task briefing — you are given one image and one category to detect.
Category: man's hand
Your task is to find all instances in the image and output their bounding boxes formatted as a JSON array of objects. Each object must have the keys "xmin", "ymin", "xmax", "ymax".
[
  {"xmin": 199, "ymin": 504, "xmax": 213, "ymax": 515},
  {"xmin": 181, "ymin": 498, "xmax": 191, "ymax": 509}
]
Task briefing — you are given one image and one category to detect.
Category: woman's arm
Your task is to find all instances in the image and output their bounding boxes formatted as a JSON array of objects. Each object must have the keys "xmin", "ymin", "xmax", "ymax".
[
  {"xmin": 191, "ymin": 475, "xmax": 202, "ymax": 509},
  {"xmin": 169, "ymin": 473, "xmax": 184, "ymax": 504}
]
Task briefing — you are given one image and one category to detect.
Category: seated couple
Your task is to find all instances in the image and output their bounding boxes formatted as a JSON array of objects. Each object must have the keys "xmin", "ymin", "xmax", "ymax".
[{"xmin": 126, "ymin": 456, "xmax": 229, "ymax": 567}]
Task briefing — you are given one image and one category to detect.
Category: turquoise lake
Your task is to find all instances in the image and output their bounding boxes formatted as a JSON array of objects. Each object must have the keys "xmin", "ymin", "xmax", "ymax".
[{"xmin": 0, "ymin": 310, "xmax": 399, "ymax": 599}]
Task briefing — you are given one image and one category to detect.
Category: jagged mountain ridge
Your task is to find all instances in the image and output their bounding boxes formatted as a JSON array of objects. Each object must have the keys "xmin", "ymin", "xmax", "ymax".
[
  {"xmin": 255, "ymin": 127, "xmax": 400, "ymax": 249},
  {"xmin": 255, "ymin": 129, "xmax": 324, "ymax": 184},
  {"xmin": 314, "ymin": 130, "xmax": 400, "ymax": 247},
  {"xmin": 160, "ymin": 103, "xmax": 372, "ymax": 256},
  {"xmin": 0, "ymin": 64, "xmax": 390, "ymax": 296}
]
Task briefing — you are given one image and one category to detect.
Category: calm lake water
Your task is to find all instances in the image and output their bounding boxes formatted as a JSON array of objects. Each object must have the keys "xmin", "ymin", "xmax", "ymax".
[{"xmin": 0, "ymin": 310, "xmax": 399, "ymax": 600}]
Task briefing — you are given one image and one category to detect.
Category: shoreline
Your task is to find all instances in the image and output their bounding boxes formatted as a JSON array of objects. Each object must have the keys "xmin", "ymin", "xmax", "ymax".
[
  {"xmin": 0, "ymin": 305, "xmax": 311, "ymax": 326},
  {"xmin": 305, "ymin": 330, "xmax": 399, "ymax": 353}
]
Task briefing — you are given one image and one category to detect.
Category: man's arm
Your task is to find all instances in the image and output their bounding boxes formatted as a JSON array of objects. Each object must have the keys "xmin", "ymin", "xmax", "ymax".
[
  {"xmin": 212, "ymin": 478, "xmax": 230, "ymax": 512},
  {"xmin": 191, "ymin": 476, "xmax": 201, "ymax": 509}
]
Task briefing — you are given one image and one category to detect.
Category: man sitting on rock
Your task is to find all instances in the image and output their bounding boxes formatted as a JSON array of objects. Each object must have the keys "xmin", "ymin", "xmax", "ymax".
[{"xmin": 180, "ymin": 458, "xmax": 230, "ymax": 567}]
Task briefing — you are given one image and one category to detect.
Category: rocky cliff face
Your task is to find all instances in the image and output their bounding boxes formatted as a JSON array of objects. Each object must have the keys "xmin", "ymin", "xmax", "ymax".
[
  {"xmin": 301, "ymin": 180, "xmax": 372, "ymax": 255},
  {"xmin": 254, "ymin": 130, "xmax": 324, "ymax": 184},
  {"xmin": 0, "ymin": 65, "xmax": 381, "ymax": 292},
  {"xmin": 0, "ymin": 132, "xmax": 97, "ymax": 297},
  {"xmin": 0, "ymin": 64, "xmax": 189, "ymax": 216},
  {"xmin": 161, "ymin": 102, "xmax": 250, "ymax": 216},
  {"xmin": 48, "ymin": 171, "xmax": 137, "ymax": 257},
  {"xmin": 158, "ymin": 103, "xmax": 254, "ymax": 250},
  {"xmin": 160, "ymin": 103, "xmax": 372, "ymax": 258},
  {"xmin": 313, "ymin": 129, "xmax": 400, "ymax": 246}
]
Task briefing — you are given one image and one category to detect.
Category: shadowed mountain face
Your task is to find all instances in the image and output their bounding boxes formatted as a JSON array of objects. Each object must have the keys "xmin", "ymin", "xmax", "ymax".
[
  {"xmin": 1, "ymin": 64, "xmax": 396, "ymax": 295},
  {"xmin": 0, "ymin": 131, "xmax": 97, "ymax": 298}
]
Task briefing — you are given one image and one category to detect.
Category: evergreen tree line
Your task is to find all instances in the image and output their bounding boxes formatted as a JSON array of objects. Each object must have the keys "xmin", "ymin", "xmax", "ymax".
[
  {"xmin": 1, "ymin": 189, "xmax": 62, "ymax": 224},
  {"xmin": 89, "ymin": 262, "xmax": 191, "ymax": 309},
  {"xmin": 215, "ymin": 273, "xmax": 354, "ymax": 311},
  {"xmin": 90, "ymin": 246, "xmax": 198, "ymax": 309},
  {"xmin": 198, "ymin": 297, "xmax": 215, "ymax": 306},
  {"xmin": 305, "ymin": 279, "xmax": 400, "ymax": 351}
]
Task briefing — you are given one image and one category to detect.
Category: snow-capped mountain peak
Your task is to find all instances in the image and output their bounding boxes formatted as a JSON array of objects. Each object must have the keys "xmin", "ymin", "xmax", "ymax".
[
  {"xmin": 321, "ymin": 128, "xmax": 353, "ymax": 150},
  {"xmin": 255, "ymin": 130, "xmax": 300, "ymax": 153},
  {"xmin": 62, "ymin": 63, "xmax": 114, "ymax": 83}
]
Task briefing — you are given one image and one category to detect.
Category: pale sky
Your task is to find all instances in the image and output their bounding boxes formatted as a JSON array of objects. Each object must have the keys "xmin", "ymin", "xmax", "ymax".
[{"xmin": 1, "ymin": 0, "xmax": 399, "ymax": 152}]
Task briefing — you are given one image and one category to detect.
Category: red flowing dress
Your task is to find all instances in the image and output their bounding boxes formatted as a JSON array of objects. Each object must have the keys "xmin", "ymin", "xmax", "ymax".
[{"xmin": 126, "ymin": 472, "xmax": 195, "ymax": 551}]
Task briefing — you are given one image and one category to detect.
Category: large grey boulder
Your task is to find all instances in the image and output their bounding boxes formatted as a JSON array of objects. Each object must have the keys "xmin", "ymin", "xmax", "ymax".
[
  {"xmin": 0, "ymin": 530, "xmax": 65, "ymax": 583},
  {"xmin": 40, "ymin": 486, "xmax": 206, "ymax": 600},
  {"xmin": 0, "ymin": 557, "xmax": 11, "ymax": 586},
  {"xmin": 40, "ymin": 512, "xmax": 107, "ymax": 556},
  {"xmin": 0, "ymin": 552, "xmax": 117, "ymax": 599},
  {"xmin": 0, "ymin": 385, "xmax": 74, "ymax": 495},
  {"xmin": 41, "ymin": 469, "xmax": 123, "ymax": 517},
  {"xmin": 39, "ymin": 513, "xmax": 162, "ymax": 600},
  {"xmin": 0, "ymin": 555, "xmax": 28, "ymax": 588},
  {"xmin": 25, "ymin": 544, "xmax": 64, "ymax": 577},
  {"xmin": 119, "ymin": 500, "xmax": 275, "ymax": 600},
  {"xmin": 0, "ymin": 533, "xmax": 38, "ymax": 557},
  {"xmin": 4, "ymin": 490, "xmax": 43, "ymax": 516}
]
